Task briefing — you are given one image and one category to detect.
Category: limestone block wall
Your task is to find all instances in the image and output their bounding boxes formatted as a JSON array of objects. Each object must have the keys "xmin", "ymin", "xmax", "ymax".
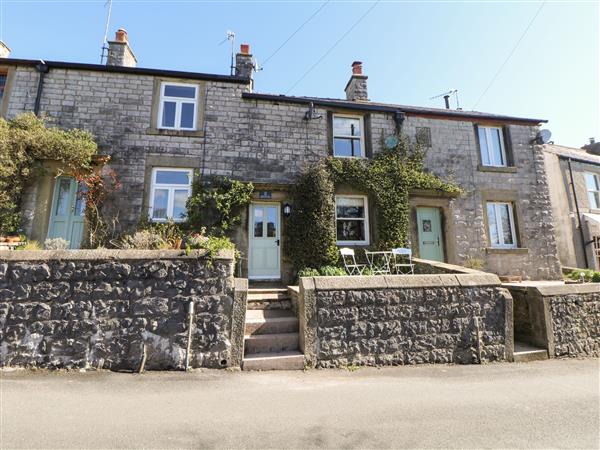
[
  {"xmin": 0, "ymin": 249, "xmax": 247, "ymax": 370},
  {"xmin": 509, "ymin": 283, "xmax": 600, "ymax": 358},
  {"xmin": 298, "ymin": 271, "xmax": 514, "ymax": 368}
]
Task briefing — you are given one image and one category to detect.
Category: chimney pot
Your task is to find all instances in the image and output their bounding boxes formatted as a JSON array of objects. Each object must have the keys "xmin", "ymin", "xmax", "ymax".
[
  {"xmin": 240, "ymin": 44, "xmax": 250, "ymax": 55},
  {"xmin": 590, "ymin": 137, "xmax": 596, "ymax": 145},
  {"xmin": 351, "ymin": 61, "xmax": 363, "ymax": 75},
  {"xmin": 115, "ymin": 28, "xmax": 128, "ymax": 43}
]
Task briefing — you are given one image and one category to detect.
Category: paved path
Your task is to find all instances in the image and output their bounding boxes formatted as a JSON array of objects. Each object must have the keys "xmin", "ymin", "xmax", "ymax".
[{"xmin": 1, "ymin": 359, "xmax": 598, "ymax": 449}]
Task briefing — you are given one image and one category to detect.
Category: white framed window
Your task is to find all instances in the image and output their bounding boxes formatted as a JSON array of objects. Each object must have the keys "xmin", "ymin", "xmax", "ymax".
[
  {"xmin": 486, "ymin": 202, "xmax": 517, "ymax": 248},
  {"xmin": 478, "ymin": 126, "xmax": 507, "ymax": 167},
  {"xmin": 149, "ymin": 168, "xmax": 193, "ymax": 222},
  {"xmin": 158, "ymin": 83, "xmax": 198, "ymax": 131},
  {"xmin": 585, "ymin": 173, "xmax": 600, "ymax": 209},
  {"xmin": 335, "ymin": 195, "xmax": 369, "ymax": 245},
  {"xmin": 333, "ymin": 115, "xmax": 365, "ymax": 158}
]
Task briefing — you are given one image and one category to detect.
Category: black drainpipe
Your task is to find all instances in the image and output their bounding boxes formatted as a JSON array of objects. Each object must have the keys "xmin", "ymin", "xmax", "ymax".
[
  {"xmin": 567, "ymin": 157, "xmax": 590, "ymax": 268},
  {"xmin": 33, "ymin": 60, "xmax": 49, "ymax": 116}
]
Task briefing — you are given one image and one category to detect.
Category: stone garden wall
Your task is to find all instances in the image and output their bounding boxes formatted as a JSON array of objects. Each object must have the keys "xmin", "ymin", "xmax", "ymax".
[
  {"xmin": 298, "ymin": 270, "xmax": 514, "ymax": 368},
  {"xmin": 0, "ymin": 249, "xmax": 247, "ymax": 371},
  {"xmin": 509, "ymin": 283, "xmax": 600, "ymax": 358}
]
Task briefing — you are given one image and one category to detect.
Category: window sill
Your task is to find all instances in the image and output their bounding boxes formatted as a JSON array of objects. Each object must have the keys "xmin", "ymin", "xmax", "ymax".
[
  {"xmin": 477, "ymin": 165, "xmax": 517, "ymax": 173},
  {"xmin": 146, "ymin": 127, "xmax": 204, "ymax": 138},
  {"xmin": 485, "ymin": 247, "xmax": 529, "ymax": 254}
]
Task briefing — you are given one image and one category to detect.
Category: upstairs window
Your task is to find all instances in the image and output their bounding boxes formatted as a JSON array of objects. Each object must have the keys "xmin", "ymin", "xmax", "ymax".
[
  {"xmin": 478, "ymin": 126, "xmax": 507, "ymax": 167},
  {"xmin": 585, "ymin": 173, "xmax": 600, "ymax": 209},
  {"xmin": 335, "ymin": 195, "xmax": 369, "ymax": 245},
  {"xmin": 333, "ymin": 115, "xmax": 364, "ymax": 158},
  {"xmin": 0, "ymin": 72, "xmax": 6, "ymax": 104},
  {"xmin": 149, "ymin": 168, "xmax": 193, "ymax": 222},
  {"xmin": 158, "ymin": 83, "xmax": 198, "ymax": 131},
  {"xmin": 486, "ymin": 202, "xmax": 517, "ymax": 248}
]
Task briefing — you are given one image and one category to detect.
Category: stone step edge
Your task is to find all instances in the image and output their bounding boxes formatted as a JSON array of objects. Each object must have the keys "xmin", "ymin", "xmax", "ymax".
[
  {"xmin": 245, "ymin": 316, "xmax": 299, "ymax": 325},
  {"xmin": 243, "ymin": 351, "xmax": 304, "ymax": 360},
  {"xmin": 244, "ymin": 332, "xmax": 299, "ymax": 341}
]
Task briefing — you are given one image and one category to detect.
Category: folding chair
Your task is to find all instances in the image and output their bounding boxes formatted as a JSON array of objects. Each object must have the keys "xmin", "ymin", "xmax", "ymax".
[
  {"xmin": 340, "ymin": 248, "xmax": 367, "ymax": 276},
  {"xmin": 391, "ymin": 248, "xmax": 415, "ymax": 274}
]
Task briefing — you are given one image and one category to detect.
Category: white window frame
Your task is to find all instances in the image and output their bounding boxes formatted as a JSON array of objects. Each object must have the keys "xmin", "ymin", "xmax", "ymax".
[
  {"xmin": 487, "ymin": 202, "xmax": 518, "ymax": 248},
  {"xmin": 585, "ymin": 173, "xmax": 600, "ymax": 209},
  {"xmin": 157, "ymin": 82, "xmax": 198, "ymax": 131},
  {"xmin": 149, "ymin": 167, "xmax": 193, "ymax": 222},
  {"xmin": 478, "ymin": 126, "xmax": 507, "ymax": 167},
  {"xmin": 332, "ymin": 114, "xmax": 365, "ymax": 159},
  {"xmin": 335, "ymin": 195, "xmax": 370, "ymax": 245}
]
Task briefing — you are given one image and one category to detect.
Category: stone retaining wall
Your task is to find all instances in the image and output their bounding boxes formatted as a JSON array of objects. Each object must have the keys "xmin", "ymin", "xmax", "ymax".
[
  {"xmin": 508, "ymin": 283, "xmax": 600, "ymax": 358},
  {"xmin": 298, "ymin": 271, "xmax": 513, "ymax": 368},
  {"xmin": 0, "ymin": 250, "xmax": 247, "ymax": 371}
]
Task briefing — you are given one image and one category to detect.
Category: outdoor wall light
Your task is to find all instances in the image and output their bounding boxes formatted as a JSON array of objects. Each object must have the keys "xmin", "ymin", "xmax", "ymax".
[{"xmin": 283, "ymin": 203, "xmax": 292, "ymax": 217}]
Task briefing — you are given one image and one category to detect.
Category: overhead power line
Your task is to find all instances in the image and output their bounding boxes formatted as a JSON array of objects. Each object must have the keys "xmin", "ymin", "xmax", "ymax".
[
  {"xmin": 261, "ymin": 0, "xmax": 330, "ymax": 67},
  {"xmin": 472, "ymin": 1, "xmax": 546, "ymax": 109},
  {"xmin": 285, "ymin": 0, "xmax": 380, "ymax": 95}
]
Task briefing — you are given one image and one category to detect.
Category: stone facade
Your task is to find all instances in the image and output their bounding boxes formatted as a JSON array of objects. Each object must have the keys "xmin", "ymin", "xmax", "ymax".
[
  {"xmin": 0, "ymin": 249, "xmax": 248, "ymax": 370},
  {"xmin": 0, "ymin": 54, "xmax": 562, "ymax": 281},
  {"xmin": 298, "ymin": 269, "xmax": 514, "ymax": 368},
  {"xmin": 508, "ymin": 283, "xmax": 600, "ymax": 358}
]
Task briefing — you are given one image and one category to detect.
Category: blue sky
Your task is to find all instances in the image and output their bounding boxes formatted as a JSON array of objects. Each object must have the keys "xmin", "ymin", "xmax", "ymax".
[{"xmin": 1, "ymin": 0, "xmax": 598, "ymax": 147}]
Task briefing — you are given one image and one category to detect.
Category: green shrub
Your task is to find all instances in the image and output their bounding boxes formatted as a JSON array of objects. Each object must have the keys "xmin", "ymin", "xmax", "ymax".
[
  {"xmin": 119, "ymin": 230, "xmax": 167, "ymax": 250},
  {"xmin": 185, "ymin": 228, "xmax": 237, "ymax": 259},
  {"xmin": 298, "ymin": 268, "xmax": 320, "ymax": 278},
  {"xmin": 566, "ymin": 269, "xmax": 600, "ymax": 282},
  {"xmin": 318, "ymin": 266, "xmax": 346, "ymax": 276}
]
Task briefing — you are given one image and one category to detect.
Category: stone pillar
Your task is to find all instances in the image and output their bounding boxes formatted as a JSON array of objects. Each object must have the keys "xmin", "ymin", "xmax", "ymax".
[
  {"xmin": 344, "ymin": 61, "xmax": 368, "ymax": 101},
  {"xmin": 0, "ymin": 41, "xmax": 10, "ymax": 58},
  {"xmin": 107, "ymin": 28, "xmax": 137, "ymax": 68}
]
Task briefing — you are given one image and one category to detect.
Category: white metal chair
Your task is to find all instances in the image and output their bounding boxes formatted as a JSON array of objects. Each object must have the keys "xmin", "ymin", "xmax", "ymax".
[
  {"xmin": 340, "ymin": 248, "xmax": 367, "ymax": 276},
  {"xmin": 391, "ymin": 248, "xmax": 415, "ymax": 274}
]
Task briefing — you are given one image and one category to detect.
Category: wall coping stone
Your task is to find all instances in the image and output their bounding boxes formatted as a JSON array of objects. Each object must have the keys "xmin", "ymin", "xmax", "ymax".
[
  {"xmin": 0, "ymin": 249, "xmax": 235, "ymax": 261},
  {"xmin": 300, "ymin": 272, "xmax": 501, "ymax": 291},
  {"xmin": 534, "ymin": 283, "xmax": 600, "ymax": 297},
  {"xmin": 412, "ymin": 257, "xmax": 481, "ymax": 274}
]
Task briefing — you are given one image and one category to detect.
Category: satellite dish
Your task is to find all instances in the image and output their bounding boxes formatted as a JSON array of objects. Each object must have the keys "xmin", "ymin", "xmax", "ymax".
[
  {"xmin": 384, "ymin": 135, "xmax": 399, "ymax": 149},
  {"xmin": 536, "ymin": 129, "xmax": 552, "ymax": 144}
]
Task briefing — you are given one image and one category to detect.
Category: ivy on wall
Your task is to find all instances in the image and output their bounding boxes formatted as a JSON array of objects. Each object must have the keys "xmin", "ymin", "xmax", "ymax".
[
  {"xmin": 186, "ymin": 175, "xmax": 254, "ymax": 236},
  {"xmin": 0, "ymin": 113, "xmax": 98, "ymax": 235},
  {"xmin": 286, "ymin": 135, "xmax": 462, "ymax": 271}
]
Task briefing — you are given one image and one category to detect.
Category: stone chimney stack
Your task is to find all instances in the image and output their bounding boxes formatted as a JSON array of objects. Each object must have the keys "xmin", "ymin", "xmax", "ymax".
[
  {"xmin": 107, "ymin": 29, "xmax": 137, "ymax": 67},
  {"xmin": 0, "ymin": 41, "xmax": 11, "ymax": 58},
  {"xmin": 345, "ymin": 61, "xmax": 368, "ymax": 101},
  {"xmin": 235, "ymin": 44, "xmax": 254, "ymax": 89}
]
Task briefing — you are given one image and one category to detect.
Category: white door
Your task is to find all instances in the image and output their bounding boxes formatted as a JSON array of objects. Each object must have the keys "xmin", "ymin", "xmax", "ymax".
[{"xmin": 248, "ymin": 203, "xmax": 281, "ymax": 279}]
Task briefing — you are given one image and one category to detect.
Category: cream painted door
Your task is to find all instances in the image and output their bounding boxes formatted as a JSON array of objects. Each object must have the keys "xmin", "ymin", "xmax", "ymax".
[{"xmin": 248, "ymin": 203, "xmax": 281, "ymax": 279}]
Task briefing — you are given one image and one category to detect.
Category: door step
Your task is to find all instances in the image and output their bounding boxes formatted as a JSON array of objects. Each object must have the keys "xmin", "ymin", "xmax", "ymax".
[
  {"xmin": 247, "ymin": 290, "xmax": 292, "ymax": 310},
  {"xmin": 514, "ymin": 341, "xmax": 549, "ymax": 363},
  {"xmin": 243, "ymin": 351, "xmax": 304, "ymax": 371},
  {"xmin": 244, "ymin": 332, "xmax": 299, "ymax": 354},
  {"xmin": 245, "ymin": 310, "xmax": 299, "ymax": 335}
]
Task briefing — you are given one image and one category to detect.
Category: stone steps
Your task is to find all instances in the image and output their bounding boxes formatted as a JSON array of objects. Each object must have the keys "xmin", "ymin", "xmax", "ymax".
[
  {"xmin": 514, "ymin": 342, "xmax": 549, "ymax": 363},
  {"xmin": 242, "ymin": 351, "xmax": 305, "ymax": 371},
  {"xmin": 243, "ymin": 287, "xmax": 303, "ymax": 370}
]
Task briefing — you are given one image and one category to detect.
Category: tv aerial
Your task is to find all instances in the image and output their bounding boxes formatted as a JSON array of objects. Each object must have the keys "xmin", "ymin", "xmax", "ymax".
[{"xmin": 430, "ymin": 89, "xmax": 460, "ymax": 110}]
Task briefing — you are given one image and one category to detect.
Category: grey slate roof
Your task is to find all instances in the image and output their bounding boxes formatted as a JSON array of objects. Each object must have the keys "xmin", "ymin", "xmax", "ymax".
[{"xmin": 543, "ymin": 144, "xmax": 600, "ymax": 165}]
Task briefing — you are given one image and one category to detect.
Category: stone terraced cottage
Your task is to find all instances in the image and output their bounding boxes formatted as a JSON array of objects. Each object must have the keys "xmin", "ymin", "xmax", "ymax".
[{"xmin": 0, "ymin": 30, "xmax": 562, "ymax": 283}]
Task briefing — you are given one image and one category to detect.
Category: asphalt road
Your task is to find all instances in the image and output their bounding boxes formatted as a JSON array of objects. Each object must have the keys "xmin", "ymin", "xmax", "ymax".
[{"xmin": 1, "ymin": 359, "xmax": 598, "ymax": 449}]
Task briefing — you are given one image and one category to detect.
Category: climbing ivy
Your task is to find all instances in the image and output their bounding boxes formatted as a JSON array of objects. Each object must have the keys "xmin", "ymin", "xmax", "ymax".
[
  {"xmin": 0, "ymin": 113, "xmax": 98, "ymax": 235},
  {"xmin": 186, "ymin": 175, "xmax": 254, "ymax": 236},
  {"xmin": 286, "ymin": 135, "xmax": 461, "ymax": 271}
]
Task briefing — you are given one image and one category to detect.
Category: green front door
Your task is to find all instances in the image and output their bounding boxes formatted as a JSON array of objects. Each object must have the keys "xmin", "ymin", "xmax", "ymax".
[
  {"xmin": 416, "ymin": 207, "xmax": 445, "ymax": 262},
  {"xmin": 47, "ymin": 177, "xmax": 86, "ymax": 249}
]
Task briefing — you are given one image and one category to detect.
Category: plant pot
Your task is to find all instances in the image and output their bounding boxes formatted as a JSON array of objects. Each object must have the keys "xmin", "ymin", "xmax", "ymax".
[
  {"xmin": 6, "ymin": 236, "xmax": 21, "ymax": 243},
  {"xmin": 0, "ymin": 236, "xmax": 6, "ymax": 243},
  {"xmin": 172, "ymin": 238, "xmax": 183, "ymax": 249}
]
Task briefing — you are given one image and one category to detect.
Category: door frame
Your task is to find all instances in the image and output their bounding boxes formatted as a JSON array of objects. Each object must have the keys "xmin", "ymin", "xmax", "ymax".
[
  {"xmin": 415, "ymin": 206, "xmax": 445, "ymax": 262},
  {"xmin": 247, "ymin": 202, "xmax": 281, "ymax": 280}
]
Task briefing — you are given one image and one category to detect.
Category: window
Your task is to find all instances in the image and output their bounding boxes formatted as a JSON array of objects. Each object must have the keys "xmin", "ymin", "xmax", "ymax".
[
  {"xmin": 478, "ymin": 126, "xmax": 507, "ymax": 167},
  {"xmin": 335, "ymin": 195, "xmax": 369, "ymax": 245},
  {"xmin": 333, "ymin": 115, "xmax": 364, "ymax": 158},
  {"xmin": 416, "ymin": 127, "xmax": 432, "ymax": 147},
  {"xmin": 149, "ymin": 168, "xmax": 193, "ymax": 222},
  {"xmin": 585, "ymin": 173, "xmax": 600, "ymax": 209},
  {"xmin": 158, "ymin": 83, "xmax": 198, "ymax": 130},
  {"xmin": 0, "ymin": 72, "xmax": 6, "ymax": 104},
  {"xmin": 486, "ymin": 202, "xmax": 517, "ymax": 248}
]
